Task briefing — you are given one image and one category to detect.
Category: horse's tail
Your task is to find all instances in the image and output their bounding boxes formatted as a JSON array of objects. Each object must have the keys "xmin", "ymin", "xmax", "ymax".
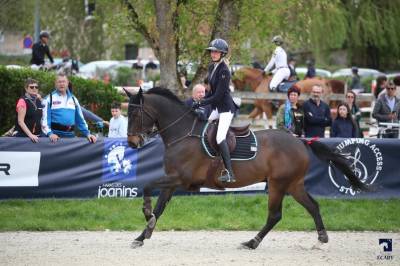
[{"xmin": 301, "ymin": 139, "xmax": 370, "ymax": 192}]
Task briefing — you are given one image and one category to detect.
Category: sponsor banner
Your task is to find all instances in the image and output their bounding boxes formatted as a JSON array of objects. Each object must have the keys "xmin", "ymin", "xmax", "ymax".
[
  {"xmin": 0, "ymin": 137, "xmax": 399, "ymax": 199},
  {"xmin": 305, "ymin": 138, "xmax": 400, "ymax": 198},
  {"xmin": 0, "ymin": 151, "xmax": 40, "ymax": 187}
]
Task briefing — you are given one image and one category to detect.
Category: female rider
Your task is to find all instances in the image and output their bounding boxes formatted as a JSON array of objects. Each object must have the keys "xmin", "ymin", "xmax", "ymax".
[{"xmin": 193, "ymin": 38, "xmax": 237, "ymax": 183}]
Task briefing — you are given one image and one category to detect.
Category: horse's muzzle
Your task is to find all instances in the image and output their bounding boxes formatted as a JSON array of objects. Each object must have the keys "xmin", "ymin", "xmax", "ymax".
[{"xmin": 127, "ymin": 135, "xmax": 144, "ymax": 148}]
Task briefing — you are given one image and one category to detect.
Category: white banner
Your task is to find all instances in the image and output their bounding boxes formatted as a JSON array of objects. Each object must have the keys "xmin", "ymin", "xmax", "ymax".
[{"xmin": 0, "ymin": 152, "xmax": 40, "ymax": 187}]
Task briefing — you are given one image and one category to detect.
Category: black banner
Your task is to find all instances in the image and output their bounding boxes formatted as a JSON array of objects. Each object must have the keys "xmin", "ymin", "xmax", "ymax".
[{"xmin": 0, "ymin": 137, "xmax": 399, "ymax": 199}]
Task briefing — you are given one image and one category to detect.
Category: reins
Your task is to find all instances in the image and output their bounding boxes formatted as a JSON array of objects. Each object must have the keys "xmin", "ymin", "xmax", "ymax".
[{"xmin": 129, "ymin": 101, "xmax": 200, "ymax": 147}]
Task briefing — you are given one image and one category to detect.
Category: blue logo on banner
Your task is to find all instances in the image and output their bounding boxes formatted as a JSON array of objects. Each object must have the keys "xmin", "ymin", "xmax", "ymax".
[
  {"xmin": 102, "ymin": 140, "xmax": 137, "ymax": 182},
  {"xmin": 379, "ymin": 239, "xmax": 392, "ymax": 252}
]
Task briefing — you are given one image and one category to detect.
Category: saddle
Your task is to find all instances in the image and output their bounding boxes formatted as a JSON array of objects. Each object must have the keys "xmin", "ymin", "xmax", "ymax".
[{"xmin": 205, "ymin": 121, "xmax": 250, "ymax": 153}]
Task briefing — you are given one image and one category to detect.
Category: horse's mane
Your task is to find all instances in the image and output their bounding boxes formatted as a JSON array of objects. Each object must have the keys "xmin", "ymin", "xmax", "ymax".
[{"xmin": 146, "ymin": 87, "xmax": 185, "ymax": 106}]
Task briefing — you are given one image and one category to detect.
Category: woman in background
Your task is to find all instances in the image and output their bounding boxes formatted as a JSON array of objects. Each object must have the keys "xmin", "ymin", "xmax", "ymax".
[{"xmin": 15, "ymin": 78, "xmax": 43, "ymax": 142}]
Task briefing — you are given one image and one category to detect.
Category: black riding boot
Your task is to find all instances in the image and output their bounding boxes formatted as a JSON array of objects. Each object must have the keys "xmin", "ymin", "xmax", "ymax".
[{"xmin": 218, "ymin": 140, "xmax": 236, "ymax": 183}]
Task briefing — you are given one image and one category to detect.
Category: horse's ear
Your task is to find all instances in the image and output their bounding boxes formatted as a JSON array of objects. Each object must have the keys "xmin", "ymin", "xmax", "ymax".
[
  {"xmin": 138, "ymin": 87, "xmax": 143, "ymax": 99},
  {"xmin": 123, "ymin": 87, "xmax": 132, "ymax": 98},
  {"xmin": 137, "ymin": 87, "xmax": 143, "ymax": 103}
]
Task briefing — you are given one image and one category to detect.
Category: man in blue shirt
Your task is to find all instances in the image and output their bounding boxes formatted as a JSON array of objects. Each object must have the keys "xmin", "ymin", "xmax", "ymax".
[
  {"xmin": 303, "ymin": 85, "xmax": 332, "ymax": 137},
  {"xmin": 42, "ymin": 73, "xmax": 97, "ymax": 143}
]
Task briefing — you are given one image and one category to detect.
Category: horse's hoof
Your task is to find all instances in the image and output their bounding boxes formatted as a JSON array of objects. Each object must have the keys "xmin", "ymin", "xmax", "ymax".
[
  {"xmin": 145, "ymin": 214, "xmax": 157, "ymax": 239},
  {"xmin": 241, "ymin": 238, "xmax": 260, "ymax": 250},
  {"xmin": 318, "ymin": 230, "xmax": 329, "ymax": 243},
  {"xmin": 131, "ymin": 240, "xmax": 144, "ymax": 249}
]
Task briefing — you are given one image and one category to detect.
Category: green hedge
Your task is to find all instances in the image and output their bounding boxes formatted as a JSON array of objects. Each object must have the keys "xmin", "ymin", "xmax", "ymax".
[{"xmin": 0, "ymin": 66, "xmax": 124, "ymax": 134}]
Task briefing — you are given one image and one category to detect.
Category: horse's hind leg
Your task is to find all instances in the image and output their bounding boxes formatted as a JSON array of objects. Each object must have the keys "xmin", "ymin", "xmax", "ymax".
[
  {"xmin": 289, "ymin": 183, "xmax": 328, "ymax": 243},
  {"xmin": 242, "ymin": 182, "xmax": 285, "ymax": 249}
]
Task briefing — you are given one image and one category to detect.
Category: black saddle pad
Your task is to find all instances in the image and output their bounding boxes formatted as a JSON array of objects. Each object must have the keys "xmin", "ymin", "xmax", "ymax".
[
  {"xmin": 201, "ymin": 123, "xmax": 258, "ymax": 161},
  {"xmin": 277, "ymin": 80, "xmax": 297, "ymax": 92}
]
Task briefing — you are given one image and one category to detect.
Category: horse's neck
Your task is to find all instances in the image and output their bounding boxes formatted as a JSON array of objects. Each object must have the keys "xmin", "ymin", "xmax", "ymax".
[{"xmin": 150, "ymin": 97, "xmax": 201, "ymax": 145}]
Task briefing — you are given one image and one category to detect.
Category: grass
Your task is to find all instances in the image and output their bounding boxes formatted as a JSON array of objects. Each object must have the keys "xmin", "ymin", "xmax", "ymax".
[{"xmin": 0, "ymin": 195, "xmax": 399, "ymax": 232}]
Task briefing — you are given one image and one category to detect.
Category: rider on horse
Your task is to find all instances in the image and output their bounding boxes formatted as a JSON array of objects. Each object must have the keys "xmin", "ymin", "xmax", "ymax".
[
  {"xmin": 192, "ymin": 38, "xmax": 237, "ymax": 183},
  {"xmin": 263, "ymin": 35, "xmax": 290, "ymax": 92}
]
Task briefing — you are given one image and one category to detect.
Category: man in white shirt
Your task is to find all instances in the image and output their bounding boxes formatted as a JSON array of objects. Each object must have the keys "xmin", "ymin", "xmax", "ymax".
[
  {"xmin": 263, "ymin": 35, "xmax": 290, "ymax": 91},
  {"xmin": 108, "ymin": 102, "xmax": 128, "ymax": 138}
]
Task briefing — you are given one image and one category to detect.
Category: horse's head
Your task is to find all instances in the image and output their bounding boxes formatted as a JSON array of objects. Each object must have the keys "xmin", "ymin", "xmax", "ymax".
[{"xmin": 125, "ymin": 88, "xmax": 156, "ymax": 148}]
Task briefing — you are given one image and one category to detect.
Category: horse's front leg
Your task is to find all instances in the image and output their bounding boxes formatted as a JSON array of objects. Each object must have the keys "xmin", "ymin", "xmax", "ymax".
[
  {"xmin": 142, "ymin": 187, "xmax": 153, "ymax": 221},
  {"xmin": 131, "ymin": 186, "xmax": 176, "ymax": 248}
]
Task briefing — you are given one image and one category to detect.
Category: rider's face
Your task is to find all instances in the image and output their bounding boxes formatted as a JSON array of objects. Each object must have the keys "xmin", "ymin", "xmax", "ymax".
[
  {"xmin": 41, "ymin": 37, "xmax": 49, "ymax": 44},
  {"xmin": 210, "ymin": 51, "xmax": 222, "ymax": 62}
]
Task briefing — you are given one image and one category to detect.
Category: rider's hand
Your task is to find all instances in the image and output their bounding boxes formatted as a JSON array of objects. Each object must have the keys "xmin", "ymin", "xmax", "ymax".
[
  {"xmin": 49, "ymin": 133, "xmax": 60, "ymax": 143},
  {"xmin": 87, "ymin": 134, "xmax": 97, "ymax": 143}
]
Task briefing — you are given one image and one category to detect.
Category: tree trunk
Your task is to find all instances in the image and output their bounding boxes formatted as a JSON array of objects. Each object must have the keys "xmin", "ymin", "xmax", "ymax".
[
  {"xmin": 154, "ymin": 0, "xmax": 182, "ymax": 93},
  {"xmin": 191, "ymin": 0, "xmax": 242, "ymax": 89}
]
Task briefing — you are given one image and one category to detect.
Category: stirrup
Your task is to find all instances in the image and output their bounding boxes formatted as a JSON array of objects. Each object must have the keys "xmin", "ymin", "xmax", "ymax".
[{"xmin": 218, "ymin": 169, "xmax": 236, "ymax": 183}]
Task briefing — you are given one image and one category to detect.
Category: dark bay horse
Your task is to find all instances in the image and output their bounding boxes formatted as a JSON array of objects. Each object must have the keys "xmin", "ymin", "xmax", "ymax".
[
  {"xmin": 126, "ymin": 87, "xmax": 368, "ymax": 250},
  {"xmin": 232, "ymin": 67, "xmax": 345, "ymax": 125}
]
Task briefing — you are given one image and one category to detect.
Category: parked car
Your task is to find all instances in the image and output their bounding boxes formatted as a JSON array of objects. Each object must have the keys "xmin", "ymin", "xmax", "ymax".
[
  {"xmin": 332, "ymin": 68, "xmax": 385, "ymax": 78},
  {"xmin": 77, "ymin": 60, "xmax": 120, "ymax": 79},
  {"xmin": 295, "ymin": 67, "xmax": 332, "ymax": 78}
]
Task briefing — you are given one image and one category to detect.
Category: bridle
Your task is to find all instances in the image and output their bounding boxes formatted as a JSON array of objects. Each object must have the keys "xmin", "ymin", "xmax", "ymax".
[{"xmin": 128, "ymin": 98, "xmax": 199, "ymax": 146}]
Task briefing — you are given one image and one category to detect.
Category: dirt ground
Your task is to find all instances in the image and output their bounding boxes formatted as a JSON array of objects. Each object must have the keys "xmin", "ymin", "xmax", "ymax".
[{"xmin": 0, "ymin": 231, "xmax": 398, "ymax": 266}]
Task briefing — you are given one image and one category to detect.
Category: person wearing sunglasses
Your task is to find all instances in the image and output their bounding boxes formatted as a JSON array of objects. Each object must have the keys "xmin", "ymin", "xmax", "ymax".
[
  {"xmin": 14, "ymin": 78, "xmax": 44, "ymax": 142},
  {"xmin": 372, "ymin": 81, "xmax": 400, "ymax": 138}
]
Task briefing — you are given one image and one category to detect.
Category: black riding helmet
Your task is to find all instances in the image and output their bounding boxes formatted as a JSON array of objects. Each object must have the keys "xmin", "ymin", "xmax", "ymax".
[
  {"xmin": 206, "ymin": 38, "xmax": 229, "ymax": 56},
  {"xmin": 39, "ymin": 31, "xmax": 50, "ymax": 39}
]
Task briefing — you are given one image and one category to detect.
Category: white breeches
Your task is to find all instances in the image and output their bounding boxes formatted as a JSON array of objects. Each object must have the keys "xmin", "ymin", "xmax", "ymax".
[
  {"xmin": 270, "ymin": 68, "xmax": 290, "ymax": 90},
  {"xmin": 208, "ymin": 109, "xmax": 234, "ymax": 144}
]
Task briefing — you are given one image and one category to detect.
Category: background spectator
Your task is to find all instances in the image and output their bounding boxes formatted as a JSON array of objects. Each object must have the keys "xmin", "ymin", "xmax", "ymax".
[
  {"xmin": 374, "ymin": 75, "xmax": 388, "ymax": 99},
  {"xmin": 276, "ymin": 85, "xmax": 303, "ymax": 137},
  {"xmin": 349, "ymin": 66, "xmax": 363, "ymax": 92},
  {"xmin": 345, "ymin": 90, "xmax": 362, "ymax": 137},
  {"xmin": 184, "ymin": 84, "xmax": 211, "ymax": 120},
  {"xmin": 372, "ymin": 81, "xmax": 400, "ymax": 138},
  {"xmin": 108, "ymin": 102, "xmax": 128, "ymax": 138},
  {"xmin": 303, "ymin": 84, "xmax": 332, "ymax": 137},
  {"xmin": 330, "ymin": 103, "xmax": 357, "ymax": 138},
  {"xmin": 304, "ymin": 59, "xmax": 316, "ymax": 79},
  {"xmin": 14, "ymin": 78, "xmax": 43, "ymax": 142},
  {"xmin": 288, "ymin": 57, "xmax": 298, "ymax": 81},
  {"xmin": 42, "ymin": 74, "xmax": 97, "ymax": 143}
]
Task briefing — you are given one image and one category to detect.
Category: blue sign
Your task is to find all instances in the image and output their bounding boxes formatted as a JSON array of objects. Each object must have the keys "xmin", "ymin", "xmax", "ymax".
[
  {"xmin": 23, "ymin": 36, "xmax": 33, "ymax": 49},
  {"xmin": 102, "ymin": 140, "xmax": 138, "ymax": 182}
]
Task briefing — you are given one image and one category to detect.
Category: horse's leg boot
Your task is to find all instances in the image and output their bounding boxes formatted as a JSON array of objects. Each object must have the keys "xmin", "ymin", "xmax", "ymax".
[{"xmin": 218, "ymin": 140, "xmax": 236, "ymax": 183}]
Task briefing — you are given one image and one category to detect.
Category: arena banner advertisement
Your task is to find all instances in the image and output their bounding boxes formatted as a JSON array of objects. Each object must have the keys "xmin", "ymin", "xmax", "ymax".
[{"xmin": 0, "ymin": 137, "xmax": 399, "ymax": 199}]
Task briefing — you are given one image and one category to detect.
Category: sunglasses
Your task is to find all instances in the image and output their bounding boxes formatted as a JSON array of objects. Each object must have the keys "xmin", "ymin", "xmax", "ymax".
[{"xmin": 28, "ymin": 85, "xmax": 38, "ymax": 89}]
